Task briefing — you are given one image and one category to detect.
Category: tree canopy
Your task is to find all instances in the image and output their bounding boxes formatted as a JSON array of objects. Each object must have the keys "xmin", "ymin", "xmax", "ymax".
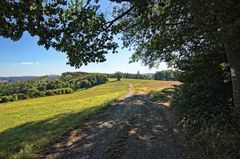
[{"xmin": 114, "ymin": 71, "xmax": 123, "ymax": 81}]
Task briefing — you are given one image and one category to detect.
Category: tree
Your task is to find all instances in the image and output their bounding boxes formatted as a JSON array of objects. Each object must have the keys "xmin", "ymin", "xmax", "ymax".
[
  {"xmin": 1, "ymin": 0, "xmax": 239, "ymax": 108},
  {"xmin": 137, "ymin": 70, "xmax": 140, "ymax": 79},
  {"xmin": 154, "ymin": 70, "xmax": 179, "ymax": 81},
  {"xmin": 110, "ymin": 0, "xmax": 240, "ymax": 109},
  {"xmin": 171, "ymin": 50, "xmax": 239, "ymax": 158},
  {"xmin": 79, "ymin": 80, "xmax": 92, "ymax": 89},
  {"xmin": 115, "ymin": 72, "xmax": 123, "ymax": 81}
]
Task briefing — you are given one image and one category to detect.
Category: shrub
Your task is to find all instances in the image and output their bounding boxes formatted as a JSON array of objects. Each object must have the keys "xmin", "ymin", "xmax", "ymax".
[
  {"xmin": 79, "ymin": 80, "xmax": 92, "ymax": 89},
  {"xmin": 65, "ymin": 88, "xmax": 73, "ymax": 94},
  {"xmin": 45, "ymin": 90, "xmax": 54, "ymax": 96},
  {"xmin": 0, "ymin": 96, "xmax": 11, "ymax": 103},
  {"xmin": 17, "ymin": 93, "xmax": 29, "ymax": 99},
  {"xmin": 45, "ymin": 88, "xmax": 73, "ymax": 96},
  {"xmin": 86, "ymin": 76, "xmax": 97, "ymax": 86},
  {"xmin": 11, "ymin": 94, "xmax": 18, "ymax": 101},
  {"xmin": 26, "ymin": 88, "xmax": 40, "ymax": 98},
  {"xmin": 96, "ymin": 74, "xmax": 108, "ymax": 84},
  {"xmin": 171, "ymin": 52, "xmax": 239, "ymax": 158}
]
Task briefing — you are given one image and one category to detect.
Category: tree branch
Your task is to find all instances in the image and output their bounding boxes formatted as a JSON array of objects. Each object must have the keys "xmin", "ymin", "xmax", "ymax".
[
  {"xmin": 110, "ymin": 0, "xmax": 132, "ymax": 3},
  {"xmin": 84, "ymin": 0, "xmax": 91, "ymax": 8},
  {"xmin": 103, "ymin": 5, "xmax": 134, "ymax": 31}
]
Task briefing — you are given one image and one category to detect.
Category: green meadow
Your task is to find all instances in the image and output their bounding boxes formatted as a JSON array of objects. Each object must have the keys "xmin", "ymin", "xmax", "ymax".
[
  {"xmin": 0, "ymin": 79, "xmax": 131, "ymax": 159},
  {"xmin": 0, "ymin": 79, "xmax": 176, "ymax": 159}
]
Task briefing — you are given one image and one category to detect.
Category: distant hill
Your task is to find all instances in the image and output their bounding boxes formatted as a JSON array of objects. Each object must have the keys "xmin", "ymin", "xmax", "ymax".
[
  {"xmin": 0, "ymin": 76, "xmax": 38, "ymax": 83},
  {"xmin": 0, "ymin": 72, "xmax": 90, "ymax": 84}
]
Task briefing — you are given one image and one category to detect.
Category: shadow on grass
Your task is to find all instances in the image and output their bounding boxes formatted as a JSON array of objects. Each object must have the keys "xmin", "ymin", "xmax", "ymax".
[
  {"xmin": 150, "ymin": 88, "xmax": 175, "ymax": 103},
  {"xmin": 36, "ymin": 94, "xmax": 186, "ymax": 159},
  {"xmin": 108, "ymin": 80, "xmax": 118, "ymax": 83},
  {"xmin": 0, "ymin": 103, "xmax": 113, "ymax": 159},
  {"xmin": 0, "ymin": 92, "xmax": 186, "ymax": 159}
]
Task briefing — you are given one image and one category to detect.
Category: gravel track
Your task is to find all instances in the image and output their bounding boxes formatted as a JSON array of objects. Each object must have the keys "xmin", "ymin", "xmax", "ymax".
[{"xmin": 36, "ymin": 86, "xmax": 188, "ymax": 159}]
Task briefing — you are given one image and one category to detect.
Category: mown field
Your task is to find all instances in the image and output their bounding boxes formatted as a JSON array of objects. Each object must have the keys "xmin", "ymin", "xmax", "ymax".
[{"xmin": 0, "ymin": 79, "xmax": 178, "ymax": 159}]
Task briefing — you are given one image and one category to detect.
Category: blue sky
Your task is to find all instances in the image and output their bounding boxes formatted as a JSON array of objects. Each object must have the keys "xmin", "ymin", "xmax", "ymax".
[
  {"xmin": 0, "ymin": 1, "xmax": 168, "ymax": 77},
  {"xmin": 0, "ymin": 33, "xmax": 167, "ymax": 77}
]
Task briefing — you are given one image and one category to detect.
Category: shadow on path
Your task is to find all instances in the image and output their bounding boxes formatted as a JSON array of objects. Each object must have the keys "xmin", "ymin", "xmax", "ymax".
[
  {"xmin": 35, "ymin": 94, "xmax": 188, "ymax": 159},
  {"xmin": 0, "ymin": 105, "xmax": 109, "ymax": 159}
]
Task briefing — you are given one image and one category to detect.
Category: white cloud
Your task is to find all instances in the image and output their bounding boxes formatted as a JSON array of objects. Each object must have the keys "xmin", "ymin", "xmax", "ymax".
[
  {"xmin": 21, "ymin": 62, "xmax": 40, "ymax": 65},
  {"xmin": 21, "ymin": 62, "xmax": 34, "ymax": 65}
]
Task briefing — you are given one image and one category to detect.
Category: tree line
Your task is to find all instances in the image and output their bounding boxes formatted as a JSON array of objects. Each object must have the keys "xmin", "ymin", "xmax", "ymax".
[
  {"xmin": 108, "ymin": 72, "xmax": 151, "ymax": 80},
  {"xmin": 108, "ymin": 70, "xmax": 179, "ymax": 81},
  {"xmin": 153, "ymin": 70, "xmax": 180, "ymax": 81},
  {"xmin": 0, "ymin": 73, "xmax": 108, "ymax": 103}
]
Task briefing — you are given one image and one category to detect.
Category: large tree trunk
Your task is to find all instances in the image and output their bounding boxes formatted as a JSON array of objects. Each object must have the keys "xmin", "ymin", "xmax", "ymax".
[{"xmin": 225, "ymin": 39, "xmax": 240, "ymax": 109}]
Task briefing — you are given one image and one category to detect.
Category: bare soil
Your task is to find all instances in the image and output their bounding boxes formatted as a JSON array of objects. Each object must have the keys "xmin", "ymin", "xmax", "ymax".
[{"xmin": 35, "ymin": 87, "xmax": 189, "ymax": 159}]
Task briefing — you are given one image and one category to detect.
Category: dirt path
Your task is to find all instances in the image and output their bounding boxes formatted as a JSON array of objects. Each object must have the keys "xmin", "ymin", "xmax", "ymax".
[{"xmin": 36, "ymin": 88, "xmax": 188, "ymax": 159}]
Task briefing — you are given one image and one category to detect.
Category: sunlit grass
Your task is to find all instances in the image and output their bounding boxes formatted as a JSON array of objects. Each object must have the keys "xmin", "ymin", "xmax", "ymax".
[
  {"xmin": 0, "ymin": 79, "xmax": 178, "ymax": 159},
  {"xmin": 0, "ymin": 80, "xmax": 129, "ymax": 159},
  {"xmin": 124, "ymin": 79, "xmax": 180, "ymax": 94}
]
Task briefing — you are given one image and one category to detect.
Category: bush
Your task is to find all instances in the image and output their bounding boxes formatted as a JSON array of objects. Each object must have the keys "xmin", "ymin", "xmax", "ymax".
[
  {"xmin": 0, "ymin": 96, "xmax": 11, "ymax": 103},
  {"xmin": 26, "ymin": 88, "xmax": 40, "ymax": 98},
  {"xmin": 96, "ymin": 74, "xmax": 108, "ymax": 84},
  {"xmin": 45, "ymin": 90, "xmax": 54, "ymax": 96},
  {"xmin": 114, "ymin": 72, "xmax": 123, "ymax": 81},
  {"xmin": 17, "ymin": 93, "xmax": 29, "ymax": 100},
  {"xmin": 171, "ymin": 52, "xmax": 239, "ymax": 158},
  {"xmin": 86, "ymin": 76, "xmax": 97, "ymax": 86},
  {"xmin": 79, "ymin": 80, "xmax": 92, "ymax": 89},
  {"xmin": 0, "ymin": 95, "xmax": 19, "ymax": 102},
  {"xmin": 65, "ymin": 88, "xmax": 73, "ymax": 94},
  {"xmin": 45, "ymin": 88, "xmax": 73, "ymax": 96},
  {"xmin": 11, "ymin": 94, "xmax": 18, "ymax": 101}
]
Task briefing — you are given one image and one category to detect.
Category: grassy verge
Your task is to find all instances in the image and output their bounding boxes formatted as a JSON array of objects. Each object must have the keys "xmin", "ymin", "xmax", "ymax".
[{"xmin": 0, "ymin": 80, "xmax": 129, "ymax": 159}]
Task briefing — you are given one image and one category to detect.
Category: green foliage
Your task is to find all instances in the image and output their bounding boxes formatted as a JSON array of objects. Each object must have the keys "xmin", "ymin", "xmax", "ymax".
[
  {"xmin": 0, "ymin": 94, "xmax": 18, "ymax": 103},
  {"xmin": 171, "ymin": 52, "xmax": 240, "ymax": 158},
  {"xmin": 11, "ymin": 94, "xmax": 18, "ymax": 101},
  {"xmin": 1, "ymin": 96, "xmax": 11, "ymax": 103},
  {"xmin": 18, "ymin": 93, "xmax": 29, "ymax": 100},
  {"xmin": 115, "ymin": 72, "xmax": 124, "ymax": 81},
  {"xmin": 45, "ymin": 88, "xmax": 73, "ymax": 96},
  {"xmin": 0, "ymin": 73, "xmax": 108, "ymax": 103},
  {"xmin": 95, "ymin": 74, "xmax": 108, "ymax": 84},
  {"xmin": 76, "ymin": 74, "xmax": 108, "ymax": 89},
  {"xmin": 79, "ymin": 80, "xmax": 92, "ymax": 89},
  {"xmin": 109, "ymin": 72, "xmax": 152, "ymax": 80},
  {"xmin": 151, "ymin": 88, "xmax": 174, "ymax": 102},
  {"xmin": 154, "ymin": 70, "xmax": 180, "ymax": 81}
]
